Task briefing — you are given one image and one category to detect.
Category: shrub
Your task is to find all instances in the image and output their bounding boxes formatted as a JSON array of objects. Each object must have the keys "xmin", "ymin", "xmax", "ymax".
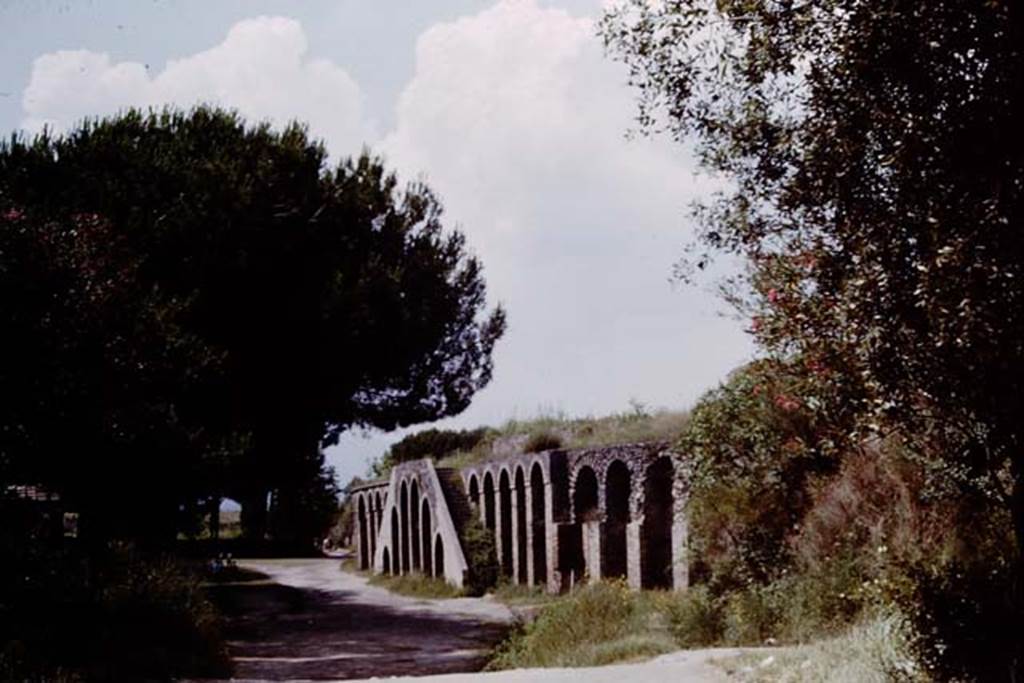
[
  {"xmin": 488, "ymin": 581, "xmax": 675, "ymax": 669},
  {"xmin": 524, "ymin": 431, "xmax": 563, "ymax": 453},
  {"xmin": 722, "ymin": 583, "xmax": 780, "ymax": 645},
  {"xmin": 461, "ymin": 513, "xmax": 499, "ymax": 596},
  {"xmin": 368, "ymin": 572, "xmax": 463, "ymax": 599},
  {"xmin": 0, "ymin": 542, "xmax": 231, "ymax": 681},
  {"xmin": 889, "ymin": 561, "xmax": 1017, "ymax": 681},
  {"xmin": 669, "ymin": 585, "xmax": 723, "ymax": 646}
]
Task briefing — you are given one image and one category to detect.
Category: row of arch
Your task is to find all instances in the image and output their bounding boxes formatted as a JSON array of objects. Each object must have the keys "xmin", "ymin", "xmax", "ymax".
[
  {"xmin": 356, "ymin": 478, "xmax": 446, "ymax": 580},
  {"xmin": 569, "ymin": 456, "xmax": 676, "ymax": 589},
  {"xmin": 464, "ymin": 455, "xmax": 677, "ymax": 590},
  {"xmin": 466, "ymin": 460, "xmax": 549, "ymax": 586}
]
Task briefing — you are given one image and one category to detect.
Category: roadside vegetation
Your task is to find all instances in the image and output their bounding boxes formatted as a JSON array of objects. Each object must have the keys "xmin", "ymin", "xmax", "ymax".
[
  {"xmin": 367, "ymin": 573, "xmax": 464, "ymax": 599},
  {"xmin": 488, "ymin": 582, "xmax": 677, "ymax": 670}
]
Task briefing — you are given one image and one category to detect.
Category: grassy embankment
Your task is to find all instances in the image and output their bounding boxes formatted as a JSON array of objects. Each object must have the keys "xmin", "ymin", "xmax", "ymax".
[
  {"xmin": 436, "ymin": 408, "xmax": 690, "ymax": 469},
  {"xmin": 486, "ymin": 581, "xmax": 918, "ymax": 679}
]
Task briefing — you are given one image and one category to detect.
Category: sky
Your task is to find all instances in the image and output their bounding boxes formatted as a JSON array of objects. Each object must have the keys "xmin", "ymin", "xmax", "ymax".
[{"xmin": 0, "ymin": 0, "xmax": 754, "ymax": 488}]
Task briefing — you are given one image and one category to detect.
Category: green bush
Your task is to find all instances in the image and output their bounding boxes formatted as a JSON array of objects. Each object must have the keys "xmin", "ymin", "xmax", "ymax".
[
  {"xmin": 888, "ymin": 561, "xmax": 1017, "ymax": 682},
  {"xmin": 524, "ymin": 431, "xmax": 563, "ymax": 453},
  {"xmin": 722, "ymin": 582, "xmax": 780, "ymax": 645},
  {"xmin": 0, "ymin": 542, "xmax": 231, "ymax": 681},
  {"xmin": 368, "ymin": 572, "xmax": 463, "ymax": 599},
  {"xmin": 488, "ymin": 581, "xmax": 675, "ymax": 669},
  {"xmin": 461, "ymin": 513, "xmax": 499, "ymax": 596},
  {"xmin": 669, "ymin": 586, "xmax": 723, "ymax": 646}
]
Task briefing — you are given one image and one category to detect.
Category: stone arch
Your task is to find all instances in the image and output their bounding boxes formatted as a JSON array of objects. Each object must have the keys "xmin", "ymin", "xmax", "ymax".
[
  {"xmin": 410, "ymin": 478, "xmax": 421, "ymax": 571},
  {"xmin": 468, "ymin": 473, "xmax": 480, "ymax": 512},
  {"xmin": 573, "ymin": 466, "xmax": 599, "ymax": 522},
  {"xmin": 603, "ymin": 460, "xmax": 631, "ymax": 579},
  {"xmin": 400, "ymin": 480, "xmax": 410, "ymax": 573},
  {"xmin": 390, "ymin": 507, "xmax": 400, "ymax": 576},
  {"xmin": 434, "ymin": 533, "xmax": 445, "ymax": 578},
  {"xmin": 641, "ymin": 457, "xmax": 674, "ymax": 589},
  {"xmin": 366, "ymin": 494, "xmax": 376, "ymax": 561},
  {"xmin": 570, "ymin": 465, "xmax": 600, "ymax": 584},
  {"xmin": 530, "ymin": 461, "xmax": 547, "ymax": 585},
  {"xmin": 483, "ymin": 471, "xmax": 496, "ymax": 533},
  {"xmin": 421, "ymin": 498, "xmax": 433, "ymax": 577},
  {"xmin": 374, "ymin": 491, "xmax": 383, "ymax": 530},
  {"xmin": 498, "ymin": 468, "xmax": 513, "ymax": 576},
  {"xmin": 514, "ymin": 466, "xmax": 528, "ymax": 584},
  {"xmin": 357, "ymin": 495, "xmax": 369, "ymax": 570}
]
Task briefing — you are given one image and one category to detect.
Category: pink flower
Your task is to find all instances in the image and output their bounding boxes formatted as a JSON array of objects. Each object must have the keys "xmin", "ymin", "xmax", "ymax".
[
  {"xmin": 2, "ymin": 207, "xmax": 24, "ymax": 222},
  {"xmin": 767, "ymin": 288, "xmax": 779, "ymax": 303}
]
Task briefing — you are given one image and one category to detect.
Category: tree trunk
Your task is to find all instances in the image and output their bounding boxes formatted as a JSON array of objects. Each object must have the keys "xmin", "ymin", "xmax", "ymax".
[
  {"xmin": 208, "ymin": 496, "xmax": 221, "ymax": 541},
  {"xmin": 240, "ymin": 487, "xmax": 268, "ymax": 543}
]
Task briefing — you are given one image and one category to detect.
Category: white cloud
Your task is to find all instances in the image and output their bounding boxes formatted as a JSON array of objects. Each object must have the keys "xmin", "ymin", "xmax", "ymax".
[
  {"xmin": 21, "ymin": 16, "xmax": 371, "ymax": 158},
  {"xmin": 16, "ymin": 2, "xmax": 752, "ymax": 484},
  {"xmin": 380, "ymin": 0, "xmax": 750, "ymax": 427}
]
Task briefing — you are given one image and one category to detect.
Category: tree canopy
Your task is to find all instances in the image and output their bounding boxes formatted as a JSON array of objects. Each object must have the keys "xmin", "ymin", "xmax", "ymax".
[
  {"xmin": 602, "ymin": 0, "xmax": 1023, "ymax": 675},
  {"xmin": 0, "ymin": 107, "xmax": 505, "ymax": 542}
]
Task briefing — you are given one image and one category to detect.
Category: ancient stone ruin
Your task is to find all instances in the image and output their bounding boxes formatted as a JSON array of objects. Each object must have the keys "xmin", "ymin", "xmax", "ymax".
[{"xmin": 349, "ymin": 442, "xmax": 688, "ymax": 592}]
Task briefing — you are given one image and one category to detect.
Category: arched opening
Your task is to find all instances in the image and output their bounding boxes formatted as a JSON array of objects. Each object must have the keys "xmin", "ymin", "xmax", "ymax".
[
  {"xmin": 375, "ymin": 491, "xmax": 383, "ymax": 529},
  {"xmin": 483, "ymin": 472, "xmax": 496, "ymax": 533},
  {"xmin": 434, "ymin": 534, "xmax": 445, "ymax": 578},
  {"xmin": 604, "ymin": 460, "xmax": 631, "ymax": 579},
  {"xmin": 410, "ymin": 479, "xmax": 421, "ymax": 571},
  {"xmin": 468, "ymin": 474, "xmax": 480, "ymax": 512},
  {"xmin": 421, "ymin": 499, "xmax": 433, "ymax": 577},
  {"xmin": 383, "ymin": 547, "xmax": 391, "ymax": 575},
  {"xmin": 390, "ymin": 508, "xmax": 400, "ymax": 576},
  {"xmin": 515, "ymin": 467, "xmax": 528, "ymax": 584},
  {"xmin": 530, "ymin": 463, "xmax": 547, "ymax": 585},
  {"xmin": 641, "ymin": 457, "xmax": 674, "ymax": 589},
  {"xmin": 357, "ymin": 496, "xmax": 369, "ymax": 570},
  {"xmin": 498, "ymin": 469, "xmax": 513, "ymax": 576},
  {"xmin": 571, "ymin": 466, "xmax": 599, "ymax": 584},
  {"xmin": 400, "ymin": 481, "xmax": 410, "ymax": 573},
  {"xmin": 367, "ymin": 495, "xmax": 376, "ymax": 560},
  {"xmin": 574, "ymin": 466, "xmax": 599, "ymax": 521}
]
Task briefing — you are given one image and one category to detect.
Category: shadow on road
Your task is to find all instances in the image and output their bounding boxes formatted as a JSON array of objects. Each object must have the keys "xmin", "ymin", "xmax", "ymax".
[{"xmin": 207, "ymin": 571, "xmax": 509, "ymax": 680}]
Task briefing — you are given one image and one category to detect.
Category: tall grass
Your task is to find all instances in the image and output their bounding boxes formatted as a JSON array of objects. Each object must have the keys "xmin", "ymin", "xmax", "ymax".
[
  {"xmin": 437, "ymin": 408, "xmax": 690, "ymax": 468},
  {"xmin": 716, "ymin": 613, "xmax": 923, "ymax": 682},
  {"xmin": 488, "ymin": 581, "xmax": 677, "ymax": 669},
  {"xmin": 367, "ymin": 572, "xmax": 463, "ymax": 599}
]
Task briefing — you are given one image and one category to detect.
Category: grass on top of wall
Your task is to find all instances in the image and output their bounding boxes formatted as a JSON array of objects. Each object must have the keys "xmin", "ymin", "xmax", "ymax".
[
  {"xmin": 367, "ymin": 571, "xmax": 464, "ymax": 599},
  {"xmin": 487, "ymin": 581, "xmax": 678, "ymax": 670},
  {"xmin": 436, "ymin": 408, "xmax": 690, "ymax": 469}
]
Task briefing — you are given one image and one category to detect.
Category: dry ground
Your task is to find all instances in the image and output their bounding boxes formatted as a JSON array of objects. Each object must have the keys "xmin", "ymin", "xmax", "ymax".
[{"xmin": 207, "ymin": 558, "xmax": 742, "ymax": 682}]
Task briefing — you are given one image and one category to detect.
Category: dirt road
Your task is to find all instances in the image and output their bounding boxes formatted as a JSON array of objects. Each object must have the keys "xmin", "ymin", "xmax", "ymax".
[
  {"xmin": 208, "ymin": 558, "xmax": 513, "ymax": 680},
  {"xmin": 209, "ymin": 558, "xmax": 741, "ymax": 682}
]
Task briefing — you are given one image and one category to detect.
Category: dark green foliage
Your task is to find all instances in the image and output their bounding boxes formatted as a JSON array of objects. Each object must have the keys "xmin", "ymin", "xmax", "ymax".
[
  {"xmin": 668, "ymin": 586, "xmax": 723, "ymax": 647},
  {"xmin": 390, "ymin": 428, "xmax": 490, "ymax": 463},
  {"xmin": 267, "ymin": 459, "xmax": 341, "ymax": 553},
  {"xmin": 0, "ymin": 539, "xmax": 230, "ymax": 681},
  {"xmin": 375, "ymin": 428, "xmax": 492, "ymax": 475},
  {"xmin": 0, "ymin": 107, "xmax": 505, "ymax": 544},
  {"xmin": 523, "ymin": 431, "xmax": 563, "ymax": 453},
  {"xmin": 891, "ymin": 562, "xmax": 1017, "ymax": 682},
  {"xmin": 603, "ymin": 2, "xmax": 1024, "ymax": 676},
  {"xmin": 460, "ymin": 512, "xmax": 499, "ymax": 596},
  {"xmin": 680, "ymin": 359, "xmax": 845, "ymax": 589}
]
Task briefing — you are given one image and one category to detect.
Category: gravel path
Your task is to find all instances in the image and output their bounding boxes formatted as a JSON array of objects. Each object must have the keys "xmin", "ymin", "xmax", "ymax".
[
  {"xmin": 208, "ymin": 558, "xmax": 513, "ymax": 681},
  {"xmin": 209, "ymin": 558, "xmax": 742, "ymax": 682},
  {"xmin": 340, "ymin": 649, "xmax": 741, "ymax": 682}
]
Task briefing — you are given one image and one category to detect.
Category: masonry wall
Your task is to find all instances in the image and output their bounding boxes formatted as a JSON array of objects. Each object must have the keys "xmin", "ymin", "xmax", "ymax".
[{"xmin": 352, "ymin": 442, "xmax": 688, "ymax": 593}]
